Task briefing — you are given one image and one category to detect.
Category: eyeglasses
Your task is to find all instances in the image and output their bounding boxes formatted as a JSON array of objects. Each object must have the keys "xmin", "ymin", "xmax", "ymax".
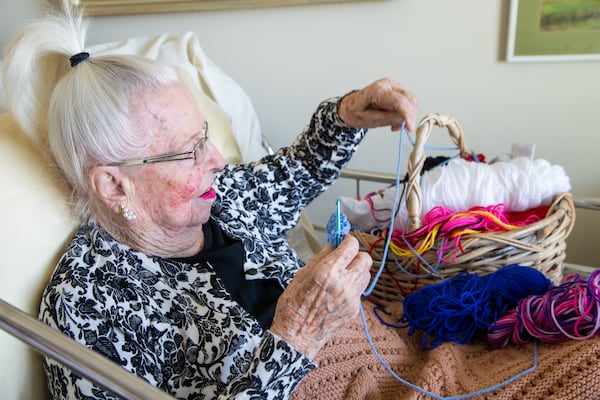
[{"xmin": 108, "ymin": 121, "xmax": 209, "ymax": 167}]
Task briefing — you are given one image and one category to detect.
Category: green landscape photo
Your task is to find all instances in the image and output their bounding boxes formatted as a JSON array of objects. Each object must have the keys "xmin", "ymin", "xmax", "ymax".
[{"xmin": 509, "ymin": 0, "xmax": 600, "ymax": 60}]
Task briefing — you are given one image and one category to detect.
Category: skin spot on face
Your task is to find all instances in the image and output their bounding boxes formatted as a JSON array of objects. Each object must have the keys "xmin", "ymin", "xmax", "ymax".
[
  {"xmin": 167, "ymin": 193, "xmax": 185, "ymax": 210},
  {"xmin": 159, "ymin": 168, "xmax": 201, "ymax": 208},
  {"xmin": 165, "ymin": 179, "xmax": 191, "ymax": 210},
  {"xmin": 183, "ymin": 181, "xmax": 197, "ymax": 196}
]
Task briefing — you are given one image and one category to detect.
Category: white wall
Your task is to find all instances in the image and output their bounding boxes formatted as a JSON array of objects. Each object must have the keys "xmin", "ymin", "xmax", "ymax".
[{"xmin": 2, "ymin": 0, "xmax": 599, "ymax": 266}]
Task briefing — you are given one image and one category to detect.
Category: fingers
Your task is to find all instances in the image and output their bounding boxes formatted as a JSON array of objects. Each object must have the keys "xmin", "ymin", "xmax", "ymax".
[
  {"xmin": 270, "ymin": 236, "xmax": 372, "ymax": 358},
  {"xmin": 330, "ymin": 235, "xmax": 360, "ymax": 268},
  {"xmin": 343, "ymin": 250, "xmax": 373, "ymax": 296},
  {"xmin": 323, "ymin": 236, "xmax": 372, "ymax": 296},
  {"xmin": 298, "ymin": 235, "xmax": 371, "ymax": 301},
  {"xmin": 338, "ymin": 77, "xmax": 419, "ymax": 133},
  {"xmin": 367, "ymin": 78, "xmax": 419, "ymax": 132},
  {"xmin": 306, "ymin": 236, "xmax": 370, "ymax": 277},
  {"xmin": 389, "ymin": 88, "xmax": 419, "ymax": 133},
  {"xmin": 304, "ymin": 235, "xmax": 357, "ymax": 272}
]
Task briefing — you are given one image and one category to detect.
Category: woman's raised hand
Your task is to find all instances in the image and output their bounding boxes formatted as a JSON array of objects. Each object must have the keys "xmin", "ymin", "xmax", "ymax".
[
  {"xmin": 337, "ymin": 77, "xmax": 419, "ymax": 132},
  {"xmin": 270, "ymin": 235, "xmax": 372, "ymax": 359}
]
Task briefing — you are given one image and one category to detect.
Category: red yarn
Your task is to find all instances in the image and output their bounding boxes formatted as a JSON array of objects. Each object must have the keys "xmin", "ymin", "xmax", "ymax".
[{"xmin": 386, "ymin": 203, "xmax": 549, "ymax": 262}]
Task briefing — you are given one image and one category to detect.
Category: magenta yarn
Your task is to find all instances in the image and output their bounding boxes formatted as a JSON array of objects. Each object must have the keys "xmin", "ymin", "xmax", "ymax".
[{"xmin": 488, "ymin": 269, "xmax": 600, "ymax": 348}]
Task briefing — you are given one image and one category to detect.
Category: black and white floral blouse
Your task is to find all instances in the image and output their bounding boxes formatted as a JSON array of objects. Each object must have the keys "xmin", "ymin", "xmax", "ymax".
[{"xmin": 39, "ymin": 98, "xmax": 366, "ymax": 400}]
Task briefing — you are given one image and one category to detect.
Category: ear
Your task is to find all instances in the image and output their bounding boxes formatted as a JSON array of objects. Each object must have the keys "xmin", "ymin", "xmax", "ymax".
[{"xmin": 89, "ymin": 166, "xmax": 131, "ymax": 212}]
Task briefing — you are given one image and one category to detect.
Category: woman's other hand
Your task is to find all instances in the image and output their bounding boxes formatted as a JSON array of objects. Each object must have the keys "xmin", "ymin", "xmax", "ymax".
[
  {"xmin": 270, "ymin": 235, "xmax": 372, "ymax": 359},
  {"xmin": 338, "ymin": 77, "xmax": 419, "ymax": 132}
]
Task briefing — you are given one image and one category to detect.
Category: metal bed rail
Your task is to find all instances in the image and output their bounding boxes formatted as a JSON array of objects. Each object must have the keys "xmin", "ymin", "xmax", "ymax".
[
  {"xmin": 340, "ymin": 168, "xmax": 398, "ymax": 195},
  {"xmin": 0, "ymin": 298, "xmax": 175, "ymax": 400}
]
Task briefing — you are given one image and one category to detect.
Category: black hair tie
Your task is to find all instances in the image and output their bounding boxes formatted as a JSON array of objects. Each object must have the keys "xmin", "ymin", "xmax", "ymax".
[{"xmin": 70, "ymin": 52, "xmax": 90, "ymax": 67}]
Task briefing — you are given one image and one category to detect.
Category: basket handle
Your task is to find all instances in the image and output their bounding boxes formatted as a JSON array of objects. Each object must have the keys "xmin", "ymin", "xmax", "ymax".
[{"xmin": 405, "ymin": 114, "xmax": 471, "ymax": 233}]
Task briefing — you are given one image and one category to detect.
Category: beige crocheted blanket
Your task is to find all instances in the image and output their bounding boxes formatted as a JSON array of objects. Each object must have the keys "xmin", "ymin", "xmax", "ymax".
[{"xmin": 291, "ymin": 301, "xmax": 600, "ymax": 400}]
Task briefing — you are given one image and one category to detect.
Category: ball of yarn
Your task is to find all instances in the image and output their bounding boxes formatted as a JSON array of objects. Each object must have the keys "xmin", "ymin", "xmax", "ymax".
[
  {"xmin": 326, "ymin": 208, "xmax": 350, "ymax": 248},
  {"xmin": 487, "ymin": 269, "xmax": 600, "ymax": 348},
  {"xmin": 400, "ymin": 265, "xmax": 551, "ymax": 350}
]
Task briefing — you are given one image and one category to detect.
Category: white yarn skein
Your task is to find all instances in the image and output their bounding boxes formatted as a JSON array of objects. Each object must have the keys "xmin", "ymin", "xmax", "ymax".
[{"xmin": 340, "ymin": 157, "xmax": 571, "ymax": 232}]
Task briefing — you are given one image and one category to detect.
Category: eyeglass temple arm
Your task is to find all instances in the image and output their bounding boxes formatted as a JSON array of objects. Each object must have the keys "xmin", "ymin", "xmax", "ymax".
[{"xmin": 0, "ymin": 298, "xmax": 175, "ymax": 400}]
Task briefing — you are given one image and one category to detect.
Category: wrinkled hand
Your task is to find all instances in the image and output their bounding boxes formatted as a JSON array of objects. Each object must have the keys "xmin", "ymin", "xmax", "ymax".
[
  {"xmin": 270, "ymin": 235, "xmax": 372, "ymax": 359},
  {"xmin": 338, "ymin": 77, "xmax": 419, "ymax": 132}
]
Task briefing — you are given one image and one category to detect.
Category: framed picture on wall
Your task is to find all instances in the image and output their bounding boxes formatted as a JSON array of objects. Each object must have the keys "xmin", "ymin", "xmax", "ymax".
[
  {"xmin": 65, "ymin": 0, "xmax": 381, "ymax": 16},
  {"xmin": 507, "ymin": 0, "xmax": 600, "ymax": 62}
]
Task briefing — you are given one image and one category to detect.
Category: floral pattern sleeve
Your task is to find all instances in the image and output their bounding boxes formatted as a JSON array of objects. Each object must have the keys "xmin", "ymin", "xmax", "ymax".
[{"xmin": 215, "ymin": 97, "xmax": 366, "ymax": 241}]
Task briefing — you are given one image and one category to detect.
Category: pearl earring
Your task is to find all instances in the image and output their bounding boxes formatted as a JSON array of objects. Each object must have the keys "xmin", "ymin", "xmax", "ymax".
[{"xmin": 120, "ymin": 204, "xmax": 136, "ymax": 221}]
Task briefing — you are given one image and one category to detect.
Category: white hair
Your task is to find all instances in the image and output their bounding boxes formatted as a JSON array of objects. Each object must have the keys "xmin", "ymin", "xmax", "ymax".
[{"xmin": 2, "ymin": 5, "xmax": 179, "ymax": 220}]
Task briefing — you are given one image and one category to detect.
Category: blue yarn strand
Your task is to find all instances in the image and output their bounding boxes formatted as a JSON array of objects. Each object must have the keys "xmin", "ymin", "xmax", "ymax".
[
  {"xmin": 363, "ymin": 122, "xmax": 408, "ymax": 297},
  {"xmin": 360, "ymin": 303, "xmax": 538, "ymax": 400}
]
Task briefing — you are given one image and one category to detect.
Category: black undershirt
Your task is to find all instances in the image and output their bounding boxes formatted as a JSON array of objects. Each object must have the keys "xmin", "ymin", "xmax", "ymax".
[{"xmin": 174, "ymin": 219, "xmax": 283, "ymax": 329}]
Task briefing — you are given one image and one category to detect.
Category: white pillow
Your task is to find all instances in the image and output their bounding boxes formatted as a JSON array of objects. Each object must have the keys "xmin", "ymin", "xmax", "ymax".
[
  {"xmin": 89, "ymin": 32, "xmax": 245, "ymax": 164},
  {"xmin": 0, "ymin": 111, "xmax": 78, "ymax": 400},
  {"xmin": 0, "ymin": 61, "xmax": 7, "ymax": 113}
]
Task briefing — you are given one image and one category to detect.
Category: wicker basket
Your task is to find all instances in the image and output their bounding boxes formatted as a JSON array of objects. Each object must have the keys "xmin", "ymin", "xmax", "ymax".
[{"xmin": 352, "ymin": 114, "xmax": 576, "ymax": 306}]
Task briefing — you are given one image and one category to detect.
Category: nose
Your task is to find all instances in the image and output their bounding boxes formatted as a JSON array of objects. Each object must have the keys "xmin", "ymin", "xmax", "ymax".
[{"xmin": 201, "ymin": 141, "xmax": 226, "ymax": 170}]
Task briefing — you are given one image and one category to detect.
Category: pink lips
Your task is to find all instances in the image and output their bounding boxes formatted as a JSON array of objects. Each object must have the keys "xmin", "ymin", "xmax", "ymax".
[{"xmin": 199, "ymin": 187, "xmax": 216, "ymax": 200}]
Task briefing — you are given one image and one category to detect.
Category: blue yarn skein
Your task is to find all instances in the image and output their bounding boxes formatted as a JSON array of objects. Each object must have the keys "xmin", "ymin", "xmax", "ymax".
[
  {"xmin": 326, "ymin": 202, "xmax": 351, "ymax": 248},
  {"xmin": 400, "ymin": 264, "xmax": 551, "ymax": 350}
]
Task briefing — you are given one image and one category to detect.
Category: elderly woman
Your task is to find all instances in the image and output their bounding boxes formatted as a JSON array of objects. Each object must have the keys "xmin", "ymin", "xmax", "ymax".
[{"xmin": 2, "ymin": 7, "xmax": 417, "ymax": 400}]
